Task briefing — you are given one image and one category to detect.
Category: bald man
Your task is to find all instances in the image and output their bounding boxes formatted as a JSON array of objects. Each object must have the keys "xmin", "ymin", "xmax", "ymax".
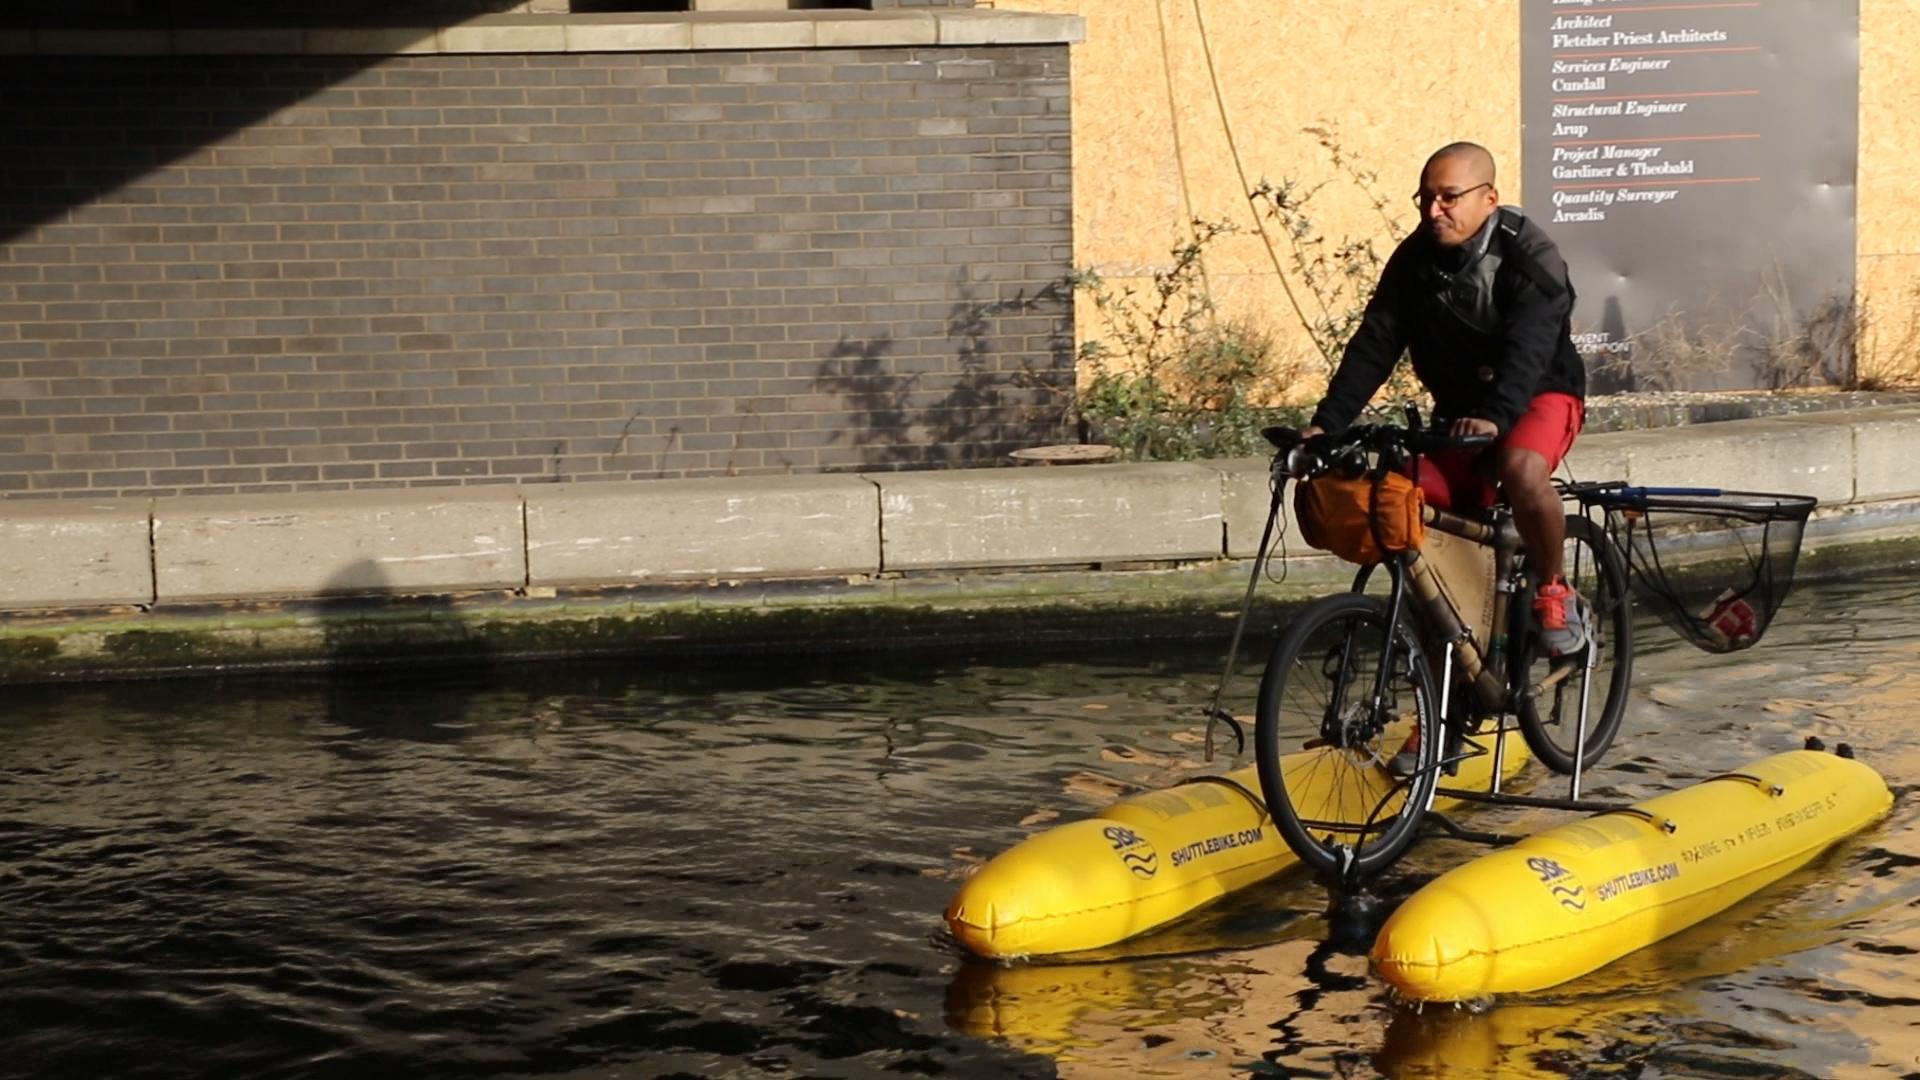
[{"xmin": 1301, "ymin": 142, "xmax": 1590, "ymax": 656}]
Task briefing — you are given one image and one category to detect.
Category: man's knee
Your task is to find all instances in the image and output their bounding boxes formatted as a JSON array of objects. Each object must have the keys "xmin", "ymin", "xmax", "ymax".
[{"xmin": 1496, "ymin": 446, "xmax": 1550, "ymax": 493}]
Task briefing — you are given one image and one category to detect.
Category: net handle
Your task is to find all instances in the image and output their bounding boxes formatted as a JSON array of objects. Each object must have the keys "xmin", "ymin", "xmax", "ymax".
[{"xmin": 1580, "ymin": 486, "xmax": 1818, "ymax": 517}]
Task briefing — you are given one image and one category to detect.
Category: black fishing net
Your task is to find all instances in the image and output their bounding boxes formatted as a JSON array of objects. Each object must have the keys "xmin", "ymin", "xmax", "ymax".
[{"xmin": 1584, "ymin": 487, "xmax": 1816, "ymax": 654}]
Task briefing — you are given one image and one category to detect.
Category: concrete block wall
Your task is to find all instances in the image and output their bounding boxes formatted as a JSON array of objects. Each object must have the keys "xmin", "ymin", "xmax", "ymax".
[
  {"xmin": 0, "ymin": 499, "xmax": 152, "ymax": 608},
  {"xmin": 0, "ymin": 27, "xmax": 1075, "ymax": 500},
  {"xmin": 5, "ymin": 410, "xmax": 1915, "ymax": 613},
  {"xmin": 877, "ymin": 462, "xmax": 1222, "ymax": 570},
  {"xmin": 153, "ymin": 487, "xmax": 525, "ymax": 601},
  {"xmin": 1563, "ymin": 419, "xmax": 1856, "ymax": 506},
  {"xmin": 524, "ymin": 473, "xmax": 879, "ymax": 584},
  {"xmin": 1788, "ymin": 405, "xmax": 1920, "ymax": 502}
]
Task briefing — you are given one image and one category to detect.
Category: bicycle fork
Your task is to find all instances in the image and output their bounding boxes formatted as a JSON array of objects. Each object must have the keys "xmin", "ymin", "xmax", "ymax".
[{"xmin": 1318, "ymin": 567, "xmax": 1417, "ymax": 899}]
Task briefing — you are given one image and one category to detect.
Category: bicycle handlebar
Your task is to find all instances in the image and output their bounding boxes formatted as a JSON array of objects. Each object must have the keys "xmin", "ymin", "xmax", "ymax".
[{"xmin": 1262, "ymin": 423, "xmax": 1494, "ymax": 480}]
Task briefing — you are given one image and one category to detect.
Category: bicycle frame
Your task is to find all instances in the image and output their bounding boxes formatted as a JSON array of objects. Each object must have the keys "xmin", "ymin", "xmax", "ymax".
[
  {"xmin": 1370, "ymin": 500, "xmax": 1605, "ymax": 799},
  {"xmin": 1400, "ymin": 504, "xmax": 1525, "ymax": 713}
]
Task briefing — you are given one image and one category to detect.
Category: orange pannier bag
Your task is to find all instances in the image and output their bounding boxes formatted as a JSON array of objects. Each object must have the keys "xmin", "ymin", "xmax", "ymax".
[{"xmin": 1293, "ymin": 469, "xmax": 1426, "ymax": 565}]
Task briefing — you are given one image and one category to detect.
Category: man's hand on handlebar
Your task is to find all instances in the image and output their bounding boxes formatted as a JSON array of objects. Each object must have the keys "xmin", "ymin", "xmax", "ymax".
[
  {"xmin": 1281, "ymin": 425, "xmax": 1329, "ymax": 478},
  {"xmin": 1295, "ymin": 421, "xmax": 1494, "ymax": 452},
  {"xmin": 1268, "ymin": 418, "xmax": 1498, "ymax": 477}
]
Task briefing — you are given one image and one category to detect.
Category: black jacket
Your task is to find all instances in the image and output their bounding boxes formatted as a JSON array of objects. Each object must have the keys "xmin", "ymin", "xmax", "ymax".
[{"xmin": 1309, "ymin": 208, "xmax": 1585, "ymax": 435}]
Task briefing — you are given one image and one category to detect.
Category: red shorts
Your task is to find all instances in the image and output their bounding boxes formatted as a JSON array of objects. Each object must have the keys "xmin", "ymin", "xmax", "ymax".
[{"xmin": 1413, "ymin": 392, "xmax": 1584, "ymax": 511}]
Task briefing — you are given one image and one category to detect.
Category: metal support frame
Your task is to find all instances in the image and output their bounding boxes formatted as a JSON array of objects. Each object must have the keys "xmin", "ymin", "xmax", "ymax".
[
  {"xmin": 1434, "ymin": 786, "xmax": 1633, "ymax": 815},
  {"xmin": 1569, "ymin": 598, "xmax": 1600, "ymax": 801}
]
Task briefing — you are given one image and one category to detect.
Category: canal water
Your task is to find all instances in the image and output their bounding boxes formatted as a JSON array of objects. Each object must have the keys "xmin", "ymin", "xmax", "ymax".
[{"xmin": 3, "ymin": 568, "xmax": 1918, "ymax": 1079}]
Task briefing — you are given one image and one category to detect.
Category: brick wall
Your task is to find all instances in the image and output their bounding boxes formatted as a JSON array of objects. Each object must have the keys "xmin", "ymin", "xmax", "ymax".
[{"xmin": 0, "ymin": 46, "xmax": 1073, "ymax": 497}]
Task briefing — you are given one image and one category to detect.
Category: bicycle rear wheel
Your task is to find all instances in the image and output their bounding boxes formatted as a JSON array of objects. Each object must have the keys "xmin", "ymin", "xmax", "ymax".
[
  {"xmin": 1255, "ymin": 591, "xmax": 1442, "ymax": 880},
  {"xmin": 1516, "ymin": 514, "xmax": 1634, "ymax": 773}
]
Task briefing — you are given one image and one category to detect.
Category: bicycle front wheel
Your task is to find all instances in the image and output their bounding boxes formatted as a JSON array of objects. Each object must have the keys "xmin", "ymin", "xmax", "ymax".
[
  {"xmin": 1254, "ymin": 591, "xmax": 1442, "ymax": 880},
  {"xmin": 1517, "ymin": 514, "xmax": 1634, "ymax": 773}
]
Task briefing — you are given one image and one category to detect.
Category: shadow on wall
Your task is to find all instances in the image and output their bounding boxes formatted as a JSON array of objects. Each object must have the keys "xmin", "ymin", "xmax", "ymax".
[
  {"xmin": 811, "ymin": 278, "xmax": 1075, "ymax": 470},
  {"xmin": 309, "ymin": 557, "xmax": 526, "ymax": 749},
  {"xmin": 0, "ymin": 4, "xmax": 637, "ymax": 245},
  {"xmin": 1590, "ymin": 295, "xmax": 1634, "ymax": 395},
  {"xmin": 0, "ymin": 18, "xmax": 457, "ymax": 244},
  {"xmin": 0, "ymin": 3, "xmax": 926, "ymax": 246},
  {"xmin": 315, "ymin": 558, "xmax": 494, "ymax": 674}
]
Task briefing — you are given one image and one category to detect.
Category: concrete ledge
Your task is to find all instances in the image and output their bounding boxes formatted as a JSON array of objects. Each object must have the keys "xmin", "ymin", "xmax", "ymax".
[
  {"xmin": 525, "ymin": 475, "xmax": 879, "ymax": 586},
  {"xmin": 2, "ymin": 408, "xmax": 1906, "ymax": 612},
  {"xmin": 0, "ymin": 499, "xmax": 153, "ymax": 610},
  {"xmin": 5, "ymin": 498, "xmax": 1913, "ymax": 685},
  {"xmin": 1586, "ymin": 418, "xmax": 1856, "ymax": 506},
  {"xmin": 301, "ymin": 27, "xmax": 446, "ymax": 55},
  {"xmin": 933, "ymin": 11, "xmax": 1088, "ymax": 47},
  {"xmin": 560, "ymin": 19, "xmax": 693, "ymax": 53},
  {"xmin": 0, "ymin": 12, "xmax": 1086, "ymax": 57},
  {"xmin": 153, "ymin": 488, "xmax": 524, "ymax": 603},
  {"xmin": 816, "ymin": 15, "xmax": 938, "ymax": 49},
  {"xmin": 174, "ymin": 27, "xmax": 306, "ymax": 54},
  {"xmin": 1776, "ymin": 404, "xmax": 1920, "ymax": 502},
  {"xmin": 1212, "ymin": 457, "xmax": 1278, "ymax": 559},
  {"xmin": 7, "ymin": 406, "xmax": 1920, "ymax": 680},
  {"xmin": 874, "ymin": 462, "xmax": 1223, "ymax": 571}
]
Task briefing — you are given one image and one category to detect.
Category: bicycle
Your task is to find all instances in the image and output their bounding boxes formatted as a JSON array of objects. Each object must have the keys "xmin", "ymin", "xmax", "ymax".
[{"xmin": 1246, "ymin": 421, "xmax": 1635, "ymax": 883}]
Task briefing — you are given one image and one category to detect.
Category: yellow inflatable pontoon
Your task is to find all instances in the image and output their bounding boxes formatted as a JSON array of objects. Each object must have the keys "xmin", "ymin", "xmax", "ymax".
[
  {"xmin": 1372, "ymin": 746, "xmax": 1892, "ymax": 1002},
  {"xmin": 947, "ymin": 738, "xmax": 1529, "ymax": 958}
]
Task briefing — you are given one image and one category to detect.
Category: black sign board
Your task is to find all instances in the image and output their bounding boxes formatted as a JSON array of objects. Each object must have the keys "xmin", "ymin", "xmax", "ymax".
[{"xmin": 1522, "ymin": 0, "xmax": 1859, "ymax": 390}]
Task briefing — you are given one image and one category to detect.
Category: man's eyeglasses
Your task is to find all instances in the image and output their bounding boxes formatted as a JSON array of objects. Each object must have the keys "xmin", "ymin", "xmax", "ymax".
[{"xmin": 1412, "ymin": 182, "xmax": 1492, "ymax": 209}]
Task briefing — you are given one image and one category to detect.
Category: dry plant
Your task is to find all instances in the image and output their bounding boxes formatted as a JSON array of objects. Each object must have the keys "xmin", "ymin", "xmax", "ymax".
[
  {"xmin": 1608, "ymin": 306, "xmax": 1750, "ymax": 392},
  {"xmin": 1852, "ymin": 281, "xmax": 1920, "ymax": 391},
  {"xmin": 1753, "ymin": 264, "xmax": 1855, "ymax": 390},
  {"xmin": 1613, "ymin": 271, "xmax": 1873, "ymax": 393},
  {"xmin": 1069, "ymin": 219, "xmax": 1312, "ymax": 460},
  {"xmin": 1248, "ymin": 125, "xmax": 1429, "ymax": 420}
]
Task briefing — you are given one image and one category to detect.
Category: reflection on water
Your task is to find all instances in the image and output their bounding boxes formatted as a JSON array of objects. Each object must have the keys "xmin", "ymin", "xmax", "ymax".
[
  {"xmin": 2, "ymin": 571, "xmax": 1919, "ymax": 1078},
  {"xmin": 945, "ymin": 571, "xmax": 1920, "ymax": 1079}
]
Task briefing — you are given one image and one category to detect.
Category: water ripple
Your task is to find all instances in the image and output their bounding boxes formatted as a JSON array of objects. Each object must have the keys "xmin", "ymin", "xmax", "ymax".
[{"xmin": 3, "ymin": 570, "xmax": 1919, "ymax": 1077}]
